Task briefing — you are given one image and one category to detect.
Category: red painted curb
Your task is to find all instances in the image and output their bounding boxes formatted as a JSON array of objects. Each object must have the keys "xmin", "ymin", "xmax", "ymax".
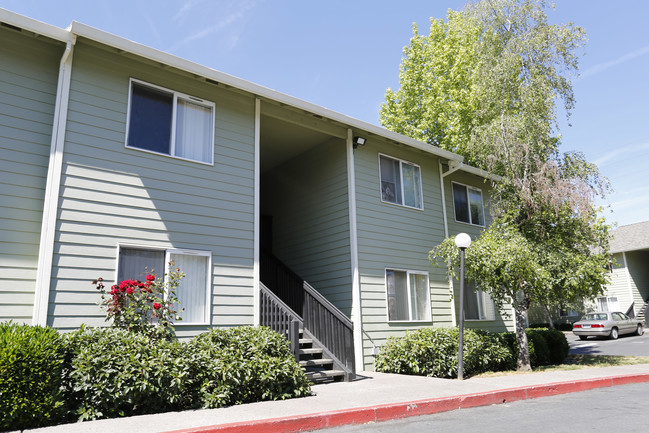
[{"xmin": 165, "ymin": 373, "xmax": 649, "ymax": 433}]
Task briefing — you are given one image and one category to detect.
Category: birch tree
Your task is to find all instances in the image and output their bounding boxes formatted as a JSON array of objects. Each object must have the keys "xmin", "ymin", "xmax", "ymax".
[{"xmin": 383, "ymin": 0, "xmax": 612, "ymax": 370}]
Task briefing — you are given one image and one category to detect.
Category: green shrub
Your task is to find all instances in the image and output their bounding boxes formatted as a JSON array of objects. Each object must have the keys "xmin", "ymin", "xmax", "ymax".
[
  {"xmin": 62, "ymin": 327, "xmax": 189, "ymax": 421},
  {"xmin": 61, "ymin": 326, "xmax": 310, "ymax": 421},
  {"xmin": 538, "ymin": 328, "xmax": 570, "ymax": 364},
  {"xmin": 502, "ymin": 328, "xmax": 569, "ymax": 368},
  {"xmin": 375, "ymin": 327, "xmax": 513, "ymax": 378},
  {"xmin": 0, "ymin": 322, "xmax": 66, "ymax": 430},
  {"xmin": 187, "ymin": 326, "xmax": 311, "ymax": 407}
]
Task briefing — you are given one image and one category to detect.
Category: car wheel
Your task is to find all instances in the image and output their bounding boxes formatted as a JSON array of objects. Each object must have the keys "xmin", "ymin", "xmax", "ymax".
[
  {"xmin": 578, "ymin": 335, "xmax": 588, "ymax": 341},
  {"xmin": 610, "ymin": 327, "xmax": 619, "ymax": 340},
  {"xmin": 636, "ymin": 324, "xmax": 644, "ymax": 336}
]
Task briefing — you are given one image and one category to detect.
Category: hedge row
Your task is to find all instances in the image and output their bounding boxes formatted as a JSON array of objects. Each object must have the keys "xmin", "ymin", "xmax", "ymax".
[
  {"xmin": 0, "ymin": 324, "xmax": 311, "ymax": 430},
  {"xmin": 375, "ymin": 327, "xmax": 569, "ymax": 378}
]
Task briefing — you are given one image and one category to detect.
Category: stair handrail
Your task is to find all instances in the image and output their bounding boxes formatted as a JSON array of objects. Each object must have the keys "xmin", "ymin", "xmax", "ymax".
[
  {"xmin": 259, "ymin": 282, "xmax": 303, "ymax": 359},
  {"xmin": 261, "ymin": 250, "xmax": 355, "ymax": 375},
  {"xmin": 625, "ymin": 302, "xmax": 635, "ymax": 318},
  {"xmin": 303, "ymin": 281, "xmax": 354, "ymax": 329}
]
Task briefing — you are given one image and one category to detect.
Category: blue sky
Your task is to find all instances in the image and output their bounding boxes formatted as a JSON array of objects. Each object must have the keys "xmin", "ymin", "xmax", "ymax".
[{"xmin": 2, "ymin": 0, "xmax": 647, "ymax": 228}]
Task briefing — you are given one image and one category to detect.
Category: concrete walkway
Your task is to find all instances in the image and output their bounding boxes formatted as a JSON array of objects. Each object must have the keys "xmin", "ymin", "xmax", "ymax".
[{"xmin": 25, "ymin": 364, "xmax": 649, "ymax": 433}]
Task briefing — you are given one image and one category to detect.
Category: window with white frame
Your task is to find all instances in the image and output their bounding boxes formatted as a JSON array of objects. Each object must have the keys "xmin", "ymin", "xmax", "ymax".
[
  {"xmin": 126, "ymin": 79, "xmax": 215, "ymax": 164},
  {"xmin": 597, "ymin": 296, "xmax": 619, "ymax": 312},
  {"xmin": 118, "ymin": 246, "xmax": 211, "ymax": 324},
  {"xmin": 386, "ymin": 269, "xmax": 431, "ymax": 321},
  {"xmin": 452, "ymin": 182, "xmax": 485, "ymax": 226},
  {"xmin": 464, "ymin": 283, "xmax": 496, "ymax": 320},
  {"xmin": 379, "ymin": 154, "xmax": 423, "ymax": 209}
]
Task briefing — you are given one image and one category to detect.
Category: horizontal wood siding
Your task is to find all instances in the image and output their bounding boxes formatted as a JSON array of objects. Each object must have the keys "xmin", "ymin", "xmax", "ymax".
[
  {"xmin": 48, "ymin": 40, "xmax": 255, "ymax": 333},
  {"xmin": 263, "ymin": 138, "xmax": 352, "ymax": 315},
  {"xmin": 0, "ymin": 28, "xmax": 63, "ymax": 323},
  {"xmin": 628, "ymin": 251, "xmax": 649, "ymax": 309},
  {"xmin": 354, "ymin": 139, "xmax": 451, "ymax": 370},
  {"xmin": 608, "ymin": 252, "xmax": 634, "ymax": 314},
  {"xmin": 442, "ymin": 170, "xmax": 513, "ymax": 334}
]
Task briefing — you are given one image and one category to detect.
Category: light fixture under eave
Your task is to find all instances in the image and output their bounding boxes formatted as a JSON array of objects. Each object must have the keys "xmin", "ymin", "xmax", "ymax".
[{"xmin": 353, "ymin": 136, "xmax": 366, "ymax": 149}]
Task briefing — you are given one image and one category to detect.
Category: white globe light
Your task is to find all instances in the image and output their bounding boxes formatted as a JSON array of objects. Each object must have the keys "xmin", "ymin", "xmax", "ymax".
[{"xmin": 454, "ymin": 233, "xmax": 472, "ymax": 249}]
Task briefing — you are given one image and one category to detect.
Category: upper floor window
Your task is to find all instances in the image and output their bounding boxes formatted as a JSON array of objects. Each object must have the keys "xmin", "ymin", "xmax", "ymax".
[
  {"xmin": 126, "ymin": 79, "xmax": 215, "ymax": 164},
  {"xmin": 379, "ymin": 154, "xmax": 423, "ymax": 209},
  {"xmin": 118, "ymin": 246, "xmax": 212, "ymax": 325},
  {"xmin": 464, "ymin": 283, "xmax": 496, "ymax": 321},
  {"xmin": 386, "ymin": 269, "xmax": 431, "ymax": 322},
  {"xmin": 452, "ymin": 182, "xmax": 485, "ymax": 226}
]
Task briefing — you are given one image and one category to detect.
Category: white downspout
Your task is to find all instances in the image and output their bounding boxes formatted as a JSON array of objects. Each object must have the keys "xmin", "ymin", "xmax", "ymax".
[
  {"xmin": 253, "ymin": 98, "xmax": 261, "ymax": 326},
  {"xmin": 347, "ymin": 129, "xmax": 364, "ymax": 371},
  {"xmin": 33, "ymin": 36, "xmax": 76, "ymax": 325},
  {"xmin": 439, "ymin": 159, "xmax": 462, "ymax": 327}
]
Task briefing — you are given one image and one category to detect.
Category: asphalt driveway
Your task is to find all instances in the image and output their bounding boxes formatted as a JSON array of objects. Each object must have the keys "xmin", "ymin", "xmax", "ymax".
[{"xmin": 566, "ymin": 331, "xmax": 649, "ymax": 357}]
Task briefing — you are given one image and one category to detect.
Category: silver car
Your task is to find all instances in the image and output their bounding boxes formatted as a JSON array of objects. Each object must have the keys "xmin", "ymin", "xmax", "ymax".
[{"xmin": 572, "ymin": 311, "xmax": 644, "ymax": 340}]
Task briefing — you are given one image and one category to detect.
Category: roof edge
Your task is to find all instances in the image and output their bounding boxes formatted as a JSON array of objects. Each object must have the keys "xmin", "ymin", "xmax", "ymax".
[
  {"xmin": 69, "ymin": 21, "xmax": 464, "ymax": 163},
  {"xmin": 0, "ymin": 8, "xmax": 71, "ymax": 42}
]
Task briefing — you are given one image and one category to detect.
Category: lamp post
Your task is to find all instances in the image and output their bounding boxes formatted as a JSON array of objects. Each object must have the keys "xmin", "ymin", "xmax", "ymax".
[{"xmin": 455, "ymin": 232, "xmax": 471, "ymax": 380}]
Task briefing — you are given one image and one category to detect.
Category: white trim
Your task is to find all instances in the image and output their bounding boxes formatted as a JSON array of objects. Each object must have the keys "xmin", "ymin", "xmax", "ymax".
[
  {"xmin": 0, "ymin": 8, "xmax": 71, "ymax": 42},
  {"xmin": 378, "ymin": 153, "xmax": 424, "ymax": 211},
  {"xmin": 66, "ymin": 21, "xmax": 465, "ymax": 163},
  {"xmin": 125, "ymin": 78, "xmax": 215, "ymax": 165},
  {"xmin": 450, "ymin": 181, "xmax": 486, "ymax": 227},
  {"xmin": 347, "ymin": 129, "xmax": 364, "ymax": 371},
  {"xmin": 439, "ymin": 160, "xmax": 457, "ymax": 327},
  {"xmin": 116, "ymin": 244, "xmax": 212, "ymax": 326},
  {"xmin": 32, "ymin": 37, "xmax": 76, "ymax": 326},
  {"xmin": 0, "ymin": 11, "xmax": 500, "ymax": 179},
  {"xmin": 384, "ymin": 267, "xmax": 432, "ymax": 323},
  {"xmin": 253, "ymin": 98, "xmax": 261, "ymax": 326},
  {"xmin": 167, "ymin": 248, "xmax": 212, "ymax": 326}
]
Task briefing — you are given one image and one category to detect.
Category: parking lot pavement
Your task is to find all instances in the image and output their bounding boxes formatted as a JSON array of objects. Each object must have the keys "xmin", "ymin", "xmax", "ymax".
[{"xmin": 567, "ymin": 332, "xmax": 649, "ymax": 357}]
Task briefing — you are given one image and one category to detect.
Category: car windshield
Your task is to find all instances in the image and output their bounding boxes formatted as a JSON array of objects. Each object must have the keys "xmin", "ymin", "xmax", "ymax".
[{"xmin": 583, "ymin": 313, "xmax": 608, "ymax": 321}]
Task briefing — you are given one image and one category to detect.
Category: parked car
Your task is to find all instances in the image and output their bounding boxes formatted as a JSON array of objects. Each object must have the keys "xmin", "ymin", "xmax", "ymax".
[{"xmin": 572, "ymin": 312, "xmax": 644, "ymax": 340}]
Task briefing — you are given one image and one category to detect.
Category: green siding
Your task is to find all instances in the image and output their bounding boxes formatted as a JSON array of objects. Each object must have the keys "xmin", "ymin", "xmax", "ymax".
[
  {"xmin": 47, "ymin": 40, "xmax": 256, "ymax": 332},
  {"xmin": 354, "ymin": 139, "xmax": 452, "ymax": 370},
  {"xmin": 627, "ymin": 251, "xmax": 649, "ymax": 311},
  {"xmin": 263, "ymin": 138, "xmax": 353, "ymax": 314},
  {"xmin": 0, "ymin": 28, "xmax": 63, "ymax": 323},
  {"xmin": 442, "ymin": 170, "xmax": 514, "ymax": 333},
  {"xmin": 610, "ymin": 251, "xmax": 649, "ymax": 316}
]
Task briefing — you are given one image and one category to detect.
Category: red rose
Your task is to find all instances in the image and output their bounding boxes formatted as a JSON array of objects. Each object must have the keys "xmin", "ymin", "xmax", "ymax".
[
  {"xmin": 146, "ymin": 274, "xmax": 155, "ymax": 281},
  {"xmin": 126, "ymin": 287, "xmax": 134, "ymax": 294},
  {"xmin": 119, "ymin": 281, "xmax": 128, "ymax": 290},
  {"xmin": 153, "ymin": 302, "xmax": 161, "ymax": 310},
  {"xmin": 138, "ymin": 282, "xmax": 144, "ymax": 288}
]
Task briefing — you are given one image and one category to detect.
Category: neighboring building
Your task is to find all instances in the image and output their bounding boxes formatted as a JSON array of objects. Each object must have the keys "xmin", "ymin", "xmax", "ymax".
[
  {"xmin": 0, "ymin": 9, "xmax": 514, "ymax": 374},
  {"xmin": 603, "ymin": 221, "xmax": 649, "ymax": 321}
]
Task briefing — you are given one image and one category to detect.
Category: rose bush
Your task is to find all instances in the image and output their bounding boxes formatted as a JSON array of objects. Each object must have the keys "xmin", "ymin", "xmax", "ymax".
[{"xmin": 92, "ymin": 264, "xmax": 185, "ymax": 339}]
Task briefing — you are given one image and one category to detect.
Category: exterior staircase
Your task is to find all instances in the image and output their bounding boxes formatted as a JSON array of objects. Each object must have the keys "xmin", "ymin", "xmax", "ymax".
[
  {"xmin": 298, "ymin": 329, "xmax": 346, "ymax": 383},
  {"xmin": 259, "ymin": 249, "xmax": 355, "ymax": 383},
  {"xmin": 637, "ymin": 299, "xmax": 649, "ymax": 323}
]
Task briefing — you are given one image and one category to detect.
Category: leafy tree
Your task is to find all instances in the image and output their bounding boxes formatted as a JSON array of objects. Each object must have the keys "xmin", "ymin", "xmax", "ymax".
[{"xmin": 383, "ymin": 0, "xmax": 612, "ymax": 370}]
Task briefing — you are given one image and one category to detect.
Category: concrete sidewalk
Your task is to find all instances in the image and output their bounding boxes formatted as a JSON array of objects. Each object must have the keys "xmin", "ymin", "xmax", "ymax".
[{"xmin": 26, "ymin": 364, "xmax": 649, "ymax": 433}]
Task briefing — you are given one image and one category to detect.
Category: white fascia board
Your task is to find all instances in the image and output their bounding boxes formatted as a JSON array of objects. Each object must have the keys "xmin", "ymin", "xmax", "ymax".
[
  {"xmin": 460, "ymin": 164, "xmax": 502, "ymax": 182},
  {"xmin": 69, "ymin": 21, "xmax": 463, "ymax": 163},
  {"xmin": 0, "ymin": 8, "xmax": 71, "ymax": 42}
]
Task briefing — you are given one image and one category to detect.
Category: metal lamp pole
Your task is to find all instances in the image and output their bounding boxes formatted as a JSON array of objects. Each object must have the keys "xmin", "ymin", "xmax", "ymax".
[{"xmin": 455, "ymin": 233, "xmax": 471, "ymax": 380}]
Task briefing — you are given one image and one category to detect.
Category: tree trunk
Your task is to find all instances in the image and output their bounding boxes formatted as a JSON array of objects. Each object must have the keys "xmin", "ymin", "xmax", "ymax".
[
  {"xmin": 544, "ymin": 304, "xmax": 555, "ymax": 329},
  {"xmin": 514, "ymin": 305, "xmax": 532, "ymax": 371}
]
